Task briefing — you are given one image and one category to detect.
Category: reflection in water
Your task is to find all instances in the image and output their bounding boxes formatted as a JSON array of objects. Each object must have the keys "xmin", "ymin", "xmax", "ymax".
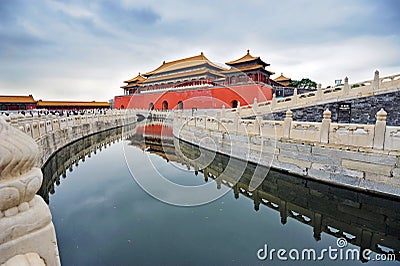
[
  {"xmin": 174, "ymin": 139, "xmax": 400, "ymax": 261},
  {"xmin": 40, "ymin": 122, "xmax": 400, "ymax": 263},
  {"xmin": 39, "ymin": 125, "xmax": 137, "ymax": 203}
]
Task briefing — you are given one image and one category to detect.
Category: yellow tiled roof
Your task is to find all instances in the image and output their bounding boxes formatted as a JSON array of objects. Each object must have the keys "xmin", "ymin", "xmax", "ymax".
[
  {"xmin": 143, "ymin": 68, "xmax": 224, "ymax": 84},
  {"xmin": 0, "ymin": 95, "xmax": 36, "ymax": 103},
  {"xmin": 225, "ymin": 50, "xmax": 269, "ymax": 66},
  {"xmin": 223, "ymin": 64, "xmax": 274, "ymax": 75},
  {"xmin": 36, "ymin": 100, "xmax": 110, "ymax": 107},
  {"xmin": 124, "ymin": 73, "xmax": 147, "ymax": 83},
  {"xmin": 143, "ymin": 53, "xmax": 226, "ymax": 77},
  {"xmin": 274, "ymin": 73, "xmax": 291, "ymax": 82},
  {"xmin": 121, "ymin": 83, "xmax": 141, "ymax": 89}
]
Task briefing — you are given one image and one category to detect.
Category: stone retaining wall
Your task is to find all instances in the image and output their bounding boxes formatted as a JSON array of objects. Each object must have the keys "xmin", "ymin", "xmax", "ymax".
[
  {"xmin": 173, "ymin": 109, "xmax": 400, "ymax": 197},
  {"xmin": 270, "ymin": 90, "xmax": 400, "ymax": 126}
]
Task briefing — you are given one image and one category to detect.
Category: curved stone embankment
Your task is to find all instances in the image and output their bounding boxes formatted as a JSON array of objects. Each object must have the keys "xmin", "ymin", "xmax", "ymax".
[
  {"xmin": 0, "ymin": 110, "xmax": 136, "ymax": 265},
  {"xmin": 2, "ymin": 110, "xmax": 136, "ymax": 166},
  {"xmin": 173, "ymin": 108, "xmax": 400, "ymax": 197}
]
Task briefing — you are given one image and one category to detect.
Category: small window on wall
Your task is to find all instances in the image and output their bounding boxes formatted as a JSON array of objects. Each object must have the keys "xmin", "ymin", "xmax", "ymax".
[
  {"xmin": 177, "ymin": 101, "xmax": 183, "ymax": 110},
  {"xmin": 149, "ymin": 102, "xmax": 154, "ymax": 110},
  {"xmin": 162, "ymin": 101, "xmax": 168, "ymax": 110},
  {"xmin": 120, "ymin": 105, "xmax": 125, "ymax": 109},
  {"xmin": 231, "ymin": 100, "xmax": 238, "ymax": 108},
  {"xmin": 1, "ymin": 105, "xmax": 6, "ymax": 110},
  {"xmin": 20, "ymin": 105, "xmax": 26, "ymax": 110}
]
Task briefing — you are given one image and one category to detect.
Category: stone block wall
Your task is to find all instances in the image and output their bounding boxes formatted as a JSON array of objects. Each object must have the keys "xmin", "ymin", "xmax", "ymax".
[{"xmin": 270, "ymin": 91, "xmax": 400, "ymax": 126}]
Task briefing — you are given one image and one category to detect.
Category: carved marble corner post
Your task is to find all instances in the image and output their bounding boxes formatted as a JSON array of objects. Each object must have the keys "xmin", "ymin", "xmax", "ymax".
[
  {"xmin": 283, "ymin": 109, "xmax": 293, "ymax": 139},
  {"xmin": 0, "ymin": 118, "xmax": 60, "ymax": 266}
]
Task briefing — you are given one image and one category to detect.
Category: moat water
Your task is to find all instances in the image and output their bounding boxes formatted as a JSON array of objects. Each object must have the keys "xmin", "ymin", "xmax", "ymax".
[{"xmin": 39, "ymin": 126, "xmax": 400, "ymax": 265}]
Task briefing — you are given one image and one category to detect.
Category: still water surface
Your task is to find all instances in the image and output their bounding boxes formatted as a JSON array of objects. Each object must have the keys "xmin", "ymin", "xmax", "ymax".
[{"xmin": 39, "ymin": 127, "xmax": 399, "ymax": 265}]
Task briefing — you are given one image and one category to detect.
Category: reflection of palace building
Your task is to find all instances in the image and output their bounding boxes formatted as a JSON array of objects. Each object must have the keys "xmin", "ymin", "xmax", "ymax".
[
  {"xmin": 128, "ymin": 127, "xmax": 400, "ymax": 261},
  {"xmin": 114, "ymin": 50, "xmax": 277, "ymax": 110},
  {"xmin": 174, "ymin": 139, "xmax": 400, "ymax": 262}
]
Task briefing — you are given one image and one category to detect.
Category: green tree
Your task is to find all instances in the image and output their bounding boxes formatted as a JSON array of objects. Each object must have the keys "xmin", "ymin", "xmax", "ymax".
[{"xmin": 289, "ymin": 78, "xmax": 317, "ymax": 89}]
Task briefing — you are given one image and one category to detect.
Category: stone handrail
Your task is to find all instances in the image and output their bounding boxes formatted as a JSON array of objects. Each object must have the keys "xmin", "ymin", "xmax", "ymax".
[
  {"xmin": 224, "ymin": 71, "xmax": 400, "ymax": 117},
  {"xmin": 1, "ymin": 109, "xmax": 136, "ymax": 166},
  {"xmin": 176, "ymin": 108, "xmax": 399, "ymax": 152},
  {"xmin": 174, "ymin": 107, "xmax": 400, "ymax": 197}
]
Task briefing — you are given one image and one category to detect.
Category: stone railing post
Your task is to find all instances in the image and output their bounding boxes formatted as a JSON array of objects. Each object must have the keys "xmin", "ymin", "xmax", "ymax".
[
  {"xmin": 0, "ymin": 118, "xmax": 60, "ymax": 265},
  {"xmin": 17, "ymin": 113, "xmax": 25, "ymax": 132},
  {"xmin": 56, "ymin": 113, "xmax": 61, "ymax": 130},
  {"xmin": 373, "ymin": 108, "xmax": 387, "ymax": 150},
  {"xmin": 317, "ymin": 84, "xmax": 322, "ymax": 100},
  {"xmin": 271, "ymin": 93, "xmax": 276, "ymax": 109},
  {"xmin": 343, "ymin": 77, "xmax": 349, "ymax": 95},
  {"xmin": 32, "ymin": 113, "xmax": 39, "ymax": 140},
  {"xmin": 320, "ymin": 109, "xmax": 331, "ymax": 144},
  {"xmin": 373, "ymin": 70, "xmax": 379, "ymax": 91},
  {"xmin": 46, "ymin": 114, "xmax": 52, "ymax": 133},
  {"xmin": 283, "ymin": 109, "xmax": 293, "ymax": 139},
  {"xmin": 233, "ymin": 111, "xmax": 240, "ymax": 135},
  {"xmin": 255, "ymin": 114, "xmax": 262, "ymax": 135},
  {"xmin": 252, "ymin": 97, "xmax": 258, "ymax": 114},
  {"xmin": 10, "ymin": 114, "xmax": 18, "ymax": 129}
]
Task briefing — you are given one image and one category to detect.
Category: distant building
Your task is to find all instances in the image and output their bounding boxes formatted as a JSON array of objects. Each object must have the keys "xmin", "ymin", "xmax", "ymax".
[
  {"xmin": 36, "ymin": 100, "xmax": 109, "ymax": 110},
  {"xmin": 223, "ymin": 50, "xmax": 274, "ymax": 85},
  {"xmin": 273, "ymin": 73, "xmax": 292, "ymax": 87},
  {"xmin": 109, "ymin": 99, "xmax": 114, "ymax": 109},
  {"xmin": 115, "ymin": 50, "xmax": 274, "ymax": 110},
  {"xmin": 0, "ymin": 95, "xmax": 110, "ymax": 111},
  {"xmin": 121, "ymin": 73, "xmax": 146, "ymax": 95},
  {"xmin": 0, "ymin": 95, "xmax": 37, "ymax": 111}
]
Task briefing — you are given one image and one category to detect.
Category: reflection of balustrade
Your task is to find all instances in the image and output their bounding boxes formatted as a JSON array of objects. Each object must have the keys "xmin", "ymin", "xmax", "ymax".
[
  {"xmin": 173, "ymin": 140, "xmax": 400, "ymax": 261},
  {"xmin": 39, "ymin": 124, "xmax": 138, "ymax": 204}
]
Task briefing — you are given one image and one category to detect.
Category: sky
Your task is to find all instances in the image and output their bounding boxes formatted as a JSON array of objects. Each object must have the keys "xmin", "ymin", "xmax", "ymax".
[{"xmin": 0, "ymin": 0, "xmax": 399, "ymax": 101}]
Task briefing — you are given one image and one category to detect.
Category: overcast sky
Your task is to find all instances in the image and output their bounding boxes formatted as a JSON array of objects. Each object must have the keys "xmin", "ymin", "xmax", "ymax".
[{"xmin": 0, "ymin": 0, "xmax": 399, "ymax": 101}]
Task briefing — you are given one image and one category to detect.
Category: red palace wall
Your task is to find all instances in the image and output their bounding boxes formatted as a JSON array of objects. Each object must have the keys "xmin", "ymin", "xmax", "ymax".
[{"xmin": 114, "ymin": 84, "xmax": 272, "ymax": 110}]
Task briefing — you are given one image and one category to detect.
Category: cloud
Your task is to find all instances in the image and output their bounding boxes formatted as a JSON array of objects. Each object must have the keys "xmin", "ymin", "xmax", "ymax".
[{"xmin": 0, "ymin": 0, "xmax": 399, "ymax": 101}]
